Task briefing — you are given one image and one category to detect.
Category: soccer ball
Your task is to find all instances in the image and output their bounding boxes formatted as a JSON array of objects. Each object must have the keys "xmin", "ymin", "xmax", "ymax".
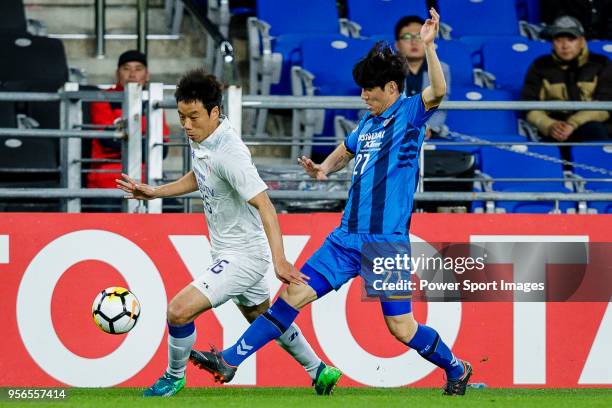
[{"xmin": 92, "ymin": 287, "xmax": 141, "ymax": 334}]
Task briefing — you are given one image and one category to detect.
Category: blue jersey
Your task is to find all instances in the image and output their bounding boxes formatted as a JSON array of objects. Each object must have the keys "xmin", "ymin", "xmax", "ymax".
[{"xmin": 340, "ymin": 94, "xmax": 436, "ymax": 235}]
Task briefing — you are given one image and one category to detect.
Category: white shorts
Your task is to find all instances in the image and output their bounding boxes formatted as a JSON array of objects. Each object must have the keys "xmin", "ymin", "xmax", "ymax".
[{"xmin": 190, "ymin": 252, "xmax": 271, "ymax": 308}]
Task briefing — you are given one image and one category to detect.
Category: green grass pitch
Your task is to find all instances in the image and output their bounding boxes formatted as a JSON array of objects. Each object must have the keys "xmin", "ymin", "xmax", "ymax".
[{"xmin": 3, "ymin": 387, "xmax": 611, "ymax": 407}]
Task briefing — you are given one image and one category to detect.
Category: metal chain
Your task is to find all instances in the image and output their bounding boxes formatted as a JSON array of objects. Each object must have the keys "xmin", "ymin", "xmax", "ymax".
[{"xmin": 438, "ymin": 130, "xmax": 612, "ymax": 176}]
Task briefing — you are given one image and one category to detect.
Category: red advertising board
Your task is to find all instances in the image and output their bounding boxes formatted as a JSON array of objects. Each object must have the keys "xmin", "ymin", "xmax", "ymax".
[{"xmin": 0, "ymin": 213, "xmax": 610, "ymax": 388}]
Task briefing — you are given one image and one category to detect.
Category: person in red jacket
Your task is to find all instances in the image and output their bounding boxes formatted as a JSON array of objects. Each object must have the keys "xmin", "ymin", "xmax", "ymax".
[{"xmin": 87, "ymin": 50, "xmax": 170, "ymax": 194}]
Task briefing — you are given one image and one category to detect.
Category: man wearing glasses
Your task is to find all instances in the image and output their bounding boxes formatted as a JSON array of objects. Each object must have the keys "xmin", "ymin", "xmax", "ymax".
[{"xmin": 395, "ymin": 15, "xmax": 451, "ymax": 138}]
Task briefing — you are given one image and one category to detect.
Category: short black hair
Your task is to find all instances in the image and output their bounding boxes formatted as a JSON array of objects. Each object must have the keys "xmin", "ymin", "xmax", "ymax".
[
  {"xmin": 394, "ymin": 15, "xmax": 425, "ymax": 40},
  {"xmin": 352, "ymin": 42, "xmax": 406, "ymax": 94},
  {"xmin": 175, "ymin": 69, "xmax": 223, "ymax": 114}
]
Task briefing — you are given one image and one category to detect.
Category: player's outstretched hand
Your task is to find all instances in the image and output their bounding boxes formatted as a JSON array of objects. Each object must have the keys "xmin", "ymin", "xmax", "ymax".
[
  {"xmin": 275, "ymin": 259, "xmax": 310, "ymax": 285},
  {"xmin": 421, "ymin": 7, "xmax": 440, "ymax": 45},
  {"xmin": 116, "ymin": 173, "xmax": 157, "ymax": 200},
  {"xmin": 298, "ymin": 156, "xmax": 328, "ymax": 180}
]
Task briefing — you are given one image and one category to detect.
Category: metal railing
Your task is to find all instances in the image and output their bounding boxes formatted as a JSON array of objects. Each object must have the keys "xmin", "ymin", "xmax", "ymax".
[
  {"xmin": 95, "ymin": 0, "xmax": 105, "ymax": 58},
  {"xmin": 179, "ymin": 0, "xmax": 237, "ymax": 82},
  {"xmin": 1, "ymin": 86, "xmax": 611, "ymax": 214},
  {"xmin": 93, "ymin": 0, "xmax": 170, "ymax": 58},
  {"xmin": 0, "ymin": 83, "xmax": 144, "ymax": 213}
]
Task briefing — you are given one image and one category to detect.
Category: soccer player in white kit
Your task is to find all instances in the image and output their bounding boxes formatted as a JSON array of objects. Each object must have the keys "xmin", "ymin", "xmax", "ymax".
[{"xmin": 116, "ymin": 70, "xmax": 341, "ymax": 397}]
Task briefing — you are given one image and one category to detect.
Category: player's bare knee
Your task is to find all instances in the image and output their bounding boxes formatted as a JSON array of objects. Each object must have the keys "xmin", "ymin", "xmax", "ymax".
[
  {"xmin": 280, "ymin": 283, "xmax": 316, "ymax": 310},
  {"xmin": 389, "ymin": 326, "xmax": 412, "ymax": 343},
  {"xmin": 166, "ymin": 299, "xmax": 192, "ymax": 326},
  {"xmin": 386, "ymin": 315, "xmax": 418, "ymax": 343},
  {"xmin": 238, "ymin": 300, "xmax": 270, "ymax": 323}
]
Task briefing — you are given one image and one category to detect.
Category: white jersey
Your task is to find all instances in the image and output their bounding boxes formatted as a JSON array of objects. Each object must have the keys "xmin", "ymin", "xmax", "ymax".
[{"xmin": 189, "ymin": 118, "xmax": 269, "ymax": 256}]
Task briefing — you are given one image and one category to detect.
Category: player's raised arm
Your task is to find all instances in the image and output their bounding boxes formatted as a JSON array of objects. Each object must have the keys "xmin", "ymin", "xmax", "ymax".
[
  {"xmin": 421, "ymin": 8, "xmax": 446, "ymax": 109},
  {"xmin": 248, "ymin": 192, "xmax": 310, "ymax": 285},
  {"xmin": 116, "ymin": 170, "xmax": 198, "ymax": 200},
  {"xmin": 298, "ymin": 143, "xmax": 354, "ymax": 180}
]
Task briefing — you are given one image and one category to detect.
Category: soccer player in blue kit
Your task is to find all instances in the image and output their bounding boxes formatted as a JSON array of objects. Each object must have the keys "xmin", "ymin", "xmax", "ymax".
[{"xmin": 190, "ymin": 8, "xmax": 472, "ymax": 395}]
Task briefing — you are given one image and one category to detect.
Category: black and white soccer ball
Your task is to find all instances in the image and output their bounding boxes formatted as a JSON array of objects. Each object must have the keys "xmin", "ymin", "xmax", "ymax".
[{"xmin": 92, "ymin": 287, "xmax": 141, "ymax": 334}]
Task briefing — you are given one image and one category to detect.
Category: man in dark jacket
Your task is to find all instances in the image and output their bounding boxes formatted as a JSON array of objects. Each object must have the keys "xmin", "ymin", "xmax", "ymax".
[{"xmin": 522, "ymin": 16, "xmax": 611, "ymax": 144}]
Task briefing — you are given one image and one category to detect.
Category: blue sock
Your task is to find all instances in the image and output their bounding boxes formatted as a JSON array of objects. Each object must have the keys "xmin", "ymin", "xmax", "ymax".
[
  {"xmin": 222, "ymin": 298, "xmax": 299, "ymax": 367},
  {"xmin": 168, "ymin": 321, "xmax": 195, "ymax": 338},
  {"xmin": 407, "ymin": 324, "xmax": 464, "ymax": 380}
]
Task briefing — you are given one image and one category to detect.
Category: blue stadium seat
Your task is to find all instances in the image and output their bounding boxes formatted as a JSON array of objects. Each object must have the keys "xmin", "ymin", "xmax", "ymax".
[
  {"xmin": 292, "ymin": 36, "xmax": 375, "ymax": 158},
  {"xmin": 571, "ymin": 146, "xmax": 612, "ymax": 213},
  {"xmin": 479, "ymin": 144, "xmax": 574, "ymax": 213},
  {"xmin": 435, "ymin": 88, "xmax": 519, "ymax": 174},
  {"xmin": 345, "ymin": 0, "xmax": 428, "ymax": 37},
  {"xmin": 446, "ymin": 88, "xmax": 518, "ymax": 138},
  {"xmin": 588, "ymin": 41, "xmax": 612, "ymax": 60},
  {"xmin": 248, "ymin": 0, "xmax": 341, "ymax": 95},
  {"xmin": 258, "ymin": 0, "xmax": 338, "ymax": 37},
  {"xmin": 435, "ymin": 40, "xmax": 476, "ymax": 87},
  {"xmin": 297, "ymin": 37, "xmax": 374, "ymax": 96},
  {"xmin": 438, "ymin": 0, "xmax": 520, "ymax": 37},
  {"xmin": 248, "ymin": 0, "xmax": 342, "ymax": 134},
  {"xmin": 516, "ymin": 0, "xmax": 541, "ymax": 24},
  {"xmin": 481, "ymin": 38, "xmax": 550, "ymax": 92}
]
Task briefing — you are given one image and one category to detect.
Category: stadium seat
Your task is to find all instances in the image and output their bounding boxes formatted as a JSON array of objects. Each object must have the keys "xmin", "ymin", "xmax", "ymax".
[
  {"xmin": 0, "ymin": 33, "xmax": 68, "ymax": 210},
  {"xmin": 435, "ymin": 87, "xmax": 520, "ymax": 171},
  {"xmin": 0, "ymin": 34, "xmax": 68, "ymax": 90},
  {"xmin": 345, "ymin": 0, "xmax": 428, "ymax": 37},
  {"xmin": 434, "ymin": 40, "xmax": 476, "ymax": 88},
  {"xmin": 0, "ymin": 33, "xmax": 68, "ymax": 141},
  {"xmin": 480, "ymin": 38, "xmax": 550, "ymax": 92},
  {"xmin": 588, "ymin": 41, "xmax": 612, "ymax": 59},
  {"xmin": 479, "ymin": 144, "xmax": 574, "ymax": 213},
  {"xmin": 248, "ymin": 0, "xmax": 341, "ymax": 96},
  {"xmin": 516, "ymin": 0, "xmax": 541, "ymax": 24},
  {"xmin": 291, "ymin": 36, "xmax": 375, "ymax": 159},
  {"xmin": 438, "ymin": 0, "xmax": 521, "ymax": 38},
  {"xmin": 247, "ymin": 0, "xmax": 342, "ymax": 134},
  {"xmin": 0, "ymin": 102, "xmax": 17, "ymax": 128},
  {"xmin": 446, "ymin": 88, "xmax": 518, "ymax": 138},
  {"xmin": 418, "ymin": 149, "xmax": 477, "ymax": 212},
  {"xmin": 0, "ymin": 0, "xmax": 27, "ymax": 34},
  {"xmin": 571, "ymin": 146, "xmax": 612, "ymax": 214}
]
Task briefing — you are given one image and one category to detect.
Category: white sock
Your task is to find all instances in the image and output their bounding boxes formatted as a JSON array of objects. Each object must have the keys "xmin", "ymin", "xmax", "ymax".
[
  {"xmin": 276, "ymin": 323, "xmax": 322, "ymax": 380},
  {"xmin": 166, "ymin": 330, "xmax": 197, "ymax": 378}
]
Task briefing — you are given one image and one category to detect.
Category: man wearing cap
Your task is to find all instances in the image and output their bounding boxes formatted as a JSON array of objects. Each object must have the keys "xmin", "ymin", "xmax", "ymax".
[
  {"xmin": 87, "ymin": 50, "xmax": 170, "ymax": 207},
  {"xmin": 521, "ymin": 16, "xmax": 611, "ymax": 146}
]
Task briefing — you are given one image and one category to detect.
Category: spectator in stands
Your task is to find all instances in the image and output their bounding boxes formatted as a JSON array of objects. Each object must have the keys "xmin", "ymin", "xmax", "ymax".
[
  {"xmin": 87, "ymin": 50, "xmax": 170, "ymax": 210},
  {"xmin": 522, "ymin": 16, "xmax": 611, "ymax": 146},
  {"xmin": 395, "ymin": 15, "xmax": 450, "ymax": 138},
  {"xmin": 540, "ymin": 0, "xmax": 612, "ymax": 40}
]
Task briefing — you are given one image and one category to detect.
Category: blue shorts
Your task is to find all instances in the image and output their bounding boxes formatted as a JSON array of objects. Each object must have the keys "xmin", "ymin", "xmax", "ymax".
[{"xmin": 303, "ymin": 227, "xmax": 412, "ymax": 316}]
